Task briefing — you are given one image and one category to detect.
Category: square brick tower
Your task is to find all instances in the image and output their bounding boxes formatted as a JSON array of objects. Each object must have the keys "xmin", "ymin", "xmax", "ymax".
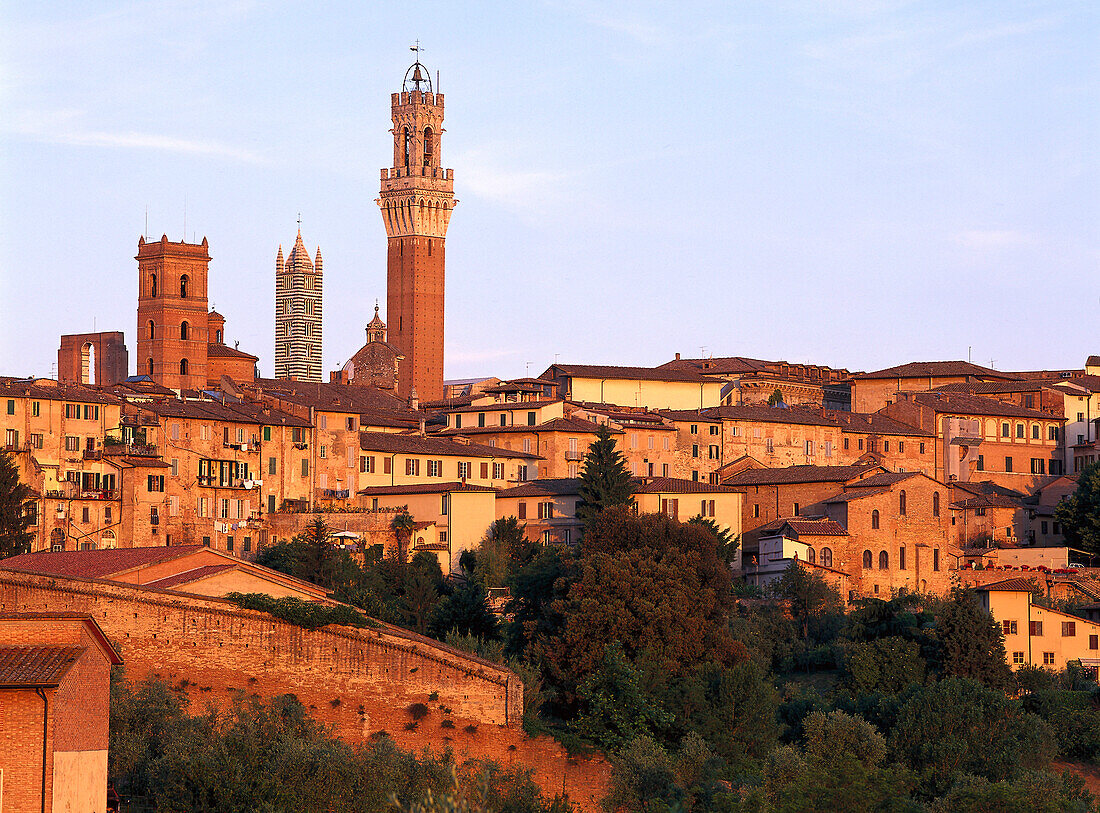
[
  {"xmin": 377, "ymin": 56, "xmax": 456, "ymax": 402},
  {"xmin": 136, "ymin": 235, "xmax": 210, "ymax": 391}
]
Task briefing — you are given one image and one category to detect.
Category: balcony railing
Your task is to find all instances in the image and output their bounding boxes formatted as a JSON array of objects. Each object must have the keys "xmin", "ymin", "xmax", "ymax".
[
  {"xmin": 99, "ymin": 442, "xmax": 159, "ymax": 457},
  {"xmin": 564, "ymin": 450, "xmax": 583, "ymax": 461}
]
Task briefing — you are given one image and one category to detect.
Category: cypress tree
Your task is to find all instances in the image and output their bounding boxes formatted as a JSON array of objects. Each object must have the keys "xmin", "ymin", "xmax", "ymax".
[
  {"xmin": 0, "ymin": 449, "xmax": 33, "ymax": 559},
  {"xmin": 576, "ymin": 424, "xmax": 635, "ymax": 526}
]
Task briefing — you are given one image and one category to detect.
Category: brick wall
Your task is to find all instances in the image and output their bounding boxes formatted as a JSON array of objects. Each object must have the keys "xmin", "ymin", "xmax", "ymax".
[{"xmin": 0, "ymin": 571, "xmax": 609, "ymax": 809}]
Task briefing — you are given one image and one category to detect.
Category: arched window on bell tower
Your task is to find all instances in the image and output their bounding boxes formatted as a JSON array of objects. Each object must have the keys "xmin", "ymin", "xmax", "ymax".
[
  {"xmin": 180, "ymin": 321, "xmax": 189, "ymax": 340},
  {"xmin": 150, "ymin": 274, "xmax": 157, "ymax": 297},
  {"xmin": 179, "ymin": 358, "xmax": 189, "ymax": 376},
  {"xmin": 148, "ymin": 320, "xmax": 155, "ymax": 340},
  {"xmin": 403, "ymin": 127, "xmax": 411, "ymax": 170},
  {"xmin": 423, "ymin": 127, "xmax": 434, "ymax": 167},
  {"xmin": 180, "ymin": 274, "xmax": 189, "ymax": 298}
]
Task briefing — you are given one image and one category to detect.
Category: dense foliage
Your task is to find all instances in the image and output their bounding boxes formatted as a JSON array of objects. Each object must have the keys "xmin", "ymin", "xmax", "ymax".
[
  {"xmin": 1056, "ymin": 461, "xmax": 1100, "ymax": 556},
  {"xmin": 0, "ymin": 448, "xmax": 33, "ymax": 559},
  {"xmin": 235, "ymin": 513, "xmax": 1100, "ymax": 812},
  {"xmin": 108, "ymin": 672, "xmax": 570, "ymax": 812},
  {"xmin": 223, "ymin": 592, "xmax": 377, "ymax": 630}
]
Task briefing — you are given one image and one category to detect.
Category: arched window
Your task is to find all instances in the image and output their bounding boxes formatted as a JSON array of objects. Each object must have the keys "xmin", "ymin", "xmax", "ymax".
[
  {"xmin": 150, "ymin": 273, "xmax": 157, "ymax": 297},
  {"xmin": 147, "ymin": 358, "xmax": 154, "ymax": 376},
  {"xmin": 80, "ymin": 342, "xmax": 94, "ymax": 385},
  {"xmin": 179, "ymin": 358, "xmax": 189, "ymax": 376},
  {"xmin": 821, "ymin": 547, "xmax": 833, "ymax": 567},
  {"xmin": 180, "ymin": 274, "xmax": 189, "ymax": 298},
  {"xmin": 899, "ymin": 489, "xmax": 907, "ymax": 516},
  {"xmin": 879, "ymin": 550, "xmax": 889, "ymax": 570},
  {"xmin": 862, "ymin": 550, "xmax": 873, "ymax": 569},
  {"xmin": 180, "ymin": 321, "xmax": 189, "ymax": 340},
  {"xmin": 148, "ymin": 320, "xmax": 155, "ymax": 340},
  {"xmin": 423, "ymin": 126, "xmax": 434, "ymax": 166},
  {"xmin": 932, "ymin": 491, "xmax": 940, "ymax": 518},
  {"xmin": 216, "ymin": 329, "xmax": 223, "ymax": 343},
  {"xmin": 50, "ymin": 528, "xmax": 65, "ymax": 551},
  {"xmin": 403, "ymin": 127, "xmax": 411, "ymax": 169},
  {"xmin": 871, "ymin": 510, "xmax": 880, "ymax": 530},
  {"xmin": 806, "ymin": 546, "xmax": 816, "ymax": 564}
]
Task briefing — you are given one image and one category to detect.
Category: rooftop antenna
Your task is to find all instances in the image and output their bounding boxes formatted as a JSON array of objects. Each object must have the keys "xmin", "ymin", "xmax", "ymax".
[
  {"xmin": 144, "ymin": 206, "xmax": 148, "ymax": 240},
  {"xmin": 183, "ymin": 198, "xmax": 186, "ymax": 242}
]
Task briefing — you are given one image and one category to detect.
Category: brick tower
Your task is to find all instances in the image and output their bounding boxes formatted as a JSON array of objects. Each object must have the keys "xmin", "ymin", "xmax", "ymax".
[
  {"xmin": 377, "ymin": 55, "xmax": 456, "ymax": 401},
  {"xmin": 136, "ymin": 235, "xmax": 209, "ymax": 390},
  {"xmin": 275, "ymin": 228, "xmax": 323, "ymax": 382}
]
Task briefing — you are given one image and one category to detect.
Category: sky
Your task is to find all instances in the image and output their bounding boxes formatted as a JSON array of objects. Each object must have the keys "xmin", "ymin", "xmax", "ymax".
[{"xmin": 1, "ymin": 1, "xmax": 1098, "ymax": 383}]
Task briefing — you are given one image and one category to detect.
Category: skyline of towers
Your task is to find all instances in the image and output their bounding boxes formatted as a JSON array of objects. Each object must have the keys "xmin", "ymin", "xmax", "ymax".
[
  {"xmin": 274, "ymin": 229, "xmax": 323, "ymax": 382},
  {"xmin": 377, "ymin": 58, "xmax": 456, "ymax": 401}
]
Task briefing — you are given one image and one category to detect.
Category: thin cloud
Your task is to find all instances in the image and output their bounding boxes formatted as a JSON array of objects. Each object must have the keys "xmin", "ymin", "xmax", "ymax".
[
  {"xmin": 456, "ymin": 147, "xmax": 567, "ymax": 208},
  {"xmin": 6, "ymin": 113, "xmax": 265, "ymax": 163}
]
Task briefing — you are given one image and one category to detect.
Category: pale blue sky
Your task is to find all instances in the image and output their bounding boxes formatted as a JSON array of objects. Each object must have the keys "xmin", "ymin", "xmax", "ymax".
[{"xmin": 2, "ymin": 1, "xmax": 1097, "ymax": 382}]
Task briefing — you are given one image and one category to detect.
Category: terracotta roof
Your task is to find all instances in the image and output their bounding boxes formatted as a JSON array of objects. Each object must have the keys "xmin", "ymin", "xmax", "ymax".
[
  {"xmin": 976, "ymin": 578, "xmax": 1043, "ymax": 592},
  {"xmin": 0, "ymin": 377, "xmax": 121, "ymax": 405},
  {"xmin": 135, "ymin": 398, "xmax": 310, "ymax": 427},
  {"xmin": 443, "ymin": 398, "xmax": 562, "ymax": 414},
  {"xmin": 933, "ymin": 380, "xmax": 1064, "ymax": 395},
  {"xmin": 828, "ymin": 412, "xmax": 935, "ymax": 437},
  {"xmin": 207, "ymin": 343, "xmax": 259, "ymax": 361},
  {"xmin": 906, "ymin": 392, "xmax": 1064, "ymax": 421},
  {"xmin": 656, "ymin": 409, "xmax": 722, "ymax": 423},
  {"xmin": 634, "ymin": 476, "xmax": 741, "ymax": 494},
  {"xmin": 846, "ymin": 471, "xmax": 921, "ymax": 488},
  {"xmin": 1088, "ymin": 356, "xmax": 1100, "ymax": 367},
  {"xmin": 761, "ymin": 518, "xmax": 849, "ymax": 537},
  {"xmin": 543, "ymin": 363, "xmax": 714, "ymax": 384},
  {"xmin": 853, "ymin": 361, "xmax": 1018, "ymax": 381},
  {"xmin": 0, "ymin": 546, "xmax": 207, "ymax": 579},
  {"xmin": 723, "ymin": 464, "xmax": 877, "ymax": 486},
  {"xmin": 951, "ymin": 494, "xmax": 1022, "ymax": 510},
  {"xmin": 143, "ymin": 564, "xmax": 237, "ymax": 590},
  {"xmin": 0, "ymin": 646, "xmax": 84, "ymax": 687},
  {"xmin": 359, "ymin": 431, "xmax": 538, "ymax": 459},
  {"xmin": 658, "ymin": 356, "xmax": 770, "ymax": 375},
  {"xmin": 357, "ymin": 482, "xmax": 496, "ymax": 496},
  {"xmin": 497, "ymin": 478, "xmax": 582, "ymax": 498},
  {"xmin": 702, "ymin": 405, "xmax": 839, "ymax": 427},
  {"xmin": 252, "ymin": 378, "xmax": 420, "ymax": 425}
]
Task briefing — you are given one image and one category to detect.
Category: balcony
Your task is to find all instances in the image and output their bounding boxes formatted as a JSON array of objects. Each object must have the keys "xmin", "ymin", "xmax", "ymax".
[
  {"xmin": 78, "ymin": 489, "xmax": 119, "ymax": 501},
  {"xmin": 564, "ymin": 450, "xmax": 583, "ymax": 461},
  {"xmin": 98, "ymin": 442, "xmax": 159, "ymax": 458}
]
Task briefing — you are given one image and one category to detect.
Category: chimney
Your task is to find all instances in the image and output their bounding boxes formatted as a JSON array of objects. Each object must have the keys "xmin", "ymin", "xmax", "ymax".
[
  {"xmin": 675, "ymin": 352, "xmax": 681, "ymax": 361},
  {"xmin": 419, "ymin": 417, "xmax": 426, "ymax": 437}
]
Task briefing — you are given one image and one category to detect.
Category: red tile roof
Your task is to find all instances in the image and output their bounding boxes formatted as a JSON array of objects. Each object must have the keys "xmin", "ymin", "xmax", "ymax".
[
  {"xmin": 828, "ymin": 412, "xmax": 935, "ymax": 437},
  {"xmin": 634, "ymin": 476, "xmax": 742, "ymax": 494},
  {"xmin": 723, "ymin": 464, "xmax": 878, "ymax": 486},
  {"xmin": 207, "ymin": 343, "xmax": 259, "ymax": 361},
  {"xmin": 0, "ymin": 546, "xmax": 207, "ymax": 579},
  {"xmin": 0, "ymin": 646, "xmax": 85, "ymax": 687},
  {"xmin": 763, "ymin": 518, "xmax": 849, "ymax": 537},
  {"xmin": 906, "ymin": 392, "xmax": 1064, "ymax": 421},
  {"xmin": 359, "ymin": 431, "xmax": 538, "ymax": 459},
  {"xmin": 442, "ymin": 398, "xmax": 562, "ymax": 414},
  {"xmin": 497, "ymin": 478, "xmax": 582, "ymax": 498},
  {"xmin": 543, "ymin": 363, "xmax": 714, "ymax": 384},
  {"xmin": 846, "ymin": 471, "xmax": 921, "ymax": 489},
  {"xmin": 854, "ymin": 361, "xmax": 1018, "ymax": 381},
  {"xmin": 143, "ymin": 564, "xmax": 238, "ymax": 590},
  {"xmin": 976, "ymin": 578, "xmax": 1043, "ymax": 592},
  {"xmin": 357, "ymin": 482, "xmax": 496, "ymax": 496}
]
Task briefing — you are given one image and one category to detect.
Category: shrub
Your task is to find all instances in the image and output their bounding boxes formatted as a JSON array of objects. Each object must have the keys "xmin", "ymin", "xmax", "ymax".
[
  {"xmin": 407, "ymin": 702, "xmax": 430, "ymax": 721},
  {"xmin": 224, "ymin": 593, "xmax": 378, "ymax": 631}
]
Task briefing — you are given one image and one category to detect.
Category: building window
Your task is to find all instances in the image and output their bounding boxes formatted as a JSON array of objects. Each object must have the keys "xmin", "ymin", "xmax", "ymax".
[
  {"xmin": 765, "ymin": 438, "xmax": 774, "ymax": 453},
  {"xmin": 426, "ymin": 460, "xmax": 440, "ymax": 477},
  {"xmin": 1012, "ymin": 651, "xmax": 1025, "ymax": 664},
  {"xmin": 899, "ymin": 490, "xmax": 907, "ymax": 515},
  {"xmin": 147, "ymin": 475, "xmax": 165, "ymax": 492},
  {"xmin": 180, "ymin": 321, "xmax": 190, "ymax": 340},
  {"xmin": 150, "ymin": 273, "xmax": 157, "ymax": 297},
  {"xmin": 933, "ymin": 548, "xmax": 940, "ymax": 571},
  {"xmin": 1030, "ymin": 620, "xmax": 1043, "ymax": 636},
  {"xmin": 1031, "ymin": 458, "xmax": 1046, "ymax": 475},
  {"xmin": 690, "ymin": 424, "xmax": 698, "ymax": 434},
  {"xmin": 878, "ymin": 550, "xmax": 889, "ymax": 570},
  {"xmin": 458, "ymin": 461, "xmax": 470, "ymax": 479},
  {"xmin": 862, "ymin": 550, "xmax": 873, "ymax": 569},
  {"xmin": 538, "ymin": 501, "xmax": 554, "ymax": 519},
  {"xmin": 527, "ymin": 412, "xmax": 536, "ymax": 426},
  {"xmin": 405, "ymin": 458, "xmax": 420, "ymax": 476},
  {"xmin": 179, "ymin": 358, "xmax": 189, "ymax": 376},
  {"xmin": 1002, "ymin": 422, "xmax": 1010, "ymax": 438},
  {"xmin": 1043, "ymin": 652, "xmax": 1055, "ymax": 665},
  {"xmin": 919, "ymin": 442, "xmax": 925, "ymax": 454},
  {"xmin": 1032, "ymin": 424, "xmax": 1040, "ymax": 440},
  {"xmin": 692, "ymin": 444, "xmax": 699, "ymax": 458},
  {"xmin": 932, "ymin": 492, "xmax": 940, "ymax": 517},
  {"xmin": 180, "ymin": 274, "xmax": 189, "ymax": 298},
  {"xmin": 1049, "ymin": 426, "xmax": 1058, "ymax": 441},
  {"xmin": 858, "ymin": 438, "xmax": 864, "ymax": 451},
  {"xmin": 805, "ymin": 440, "xmax": 814, "ymax": 456},
  {"xmin": 824, "ymin": 441, "xmax": 832, "ymax": 458},
  {"xmin": 31, "ymin": 401, "xmax": 39, "ymax": 417},
  {"xmin": 360, "ymin": 456, "xmax": 375, "ymax": 473},
  {"xmin": 871, "ymin": 510, "xmax": 880, "ymax": 530},
  {"xmin": 793, "ymin": 503, "xmax": 800, "ymax": 516},
  {"xmin": 518, "ymin": 501, "xmax": 526, "ymax": 519},
  {"xmin": 753, "ymin": 504, "xmax": 760, "ymax": 518},
  {"xmin": 1090, "ymin": 635, "xmax": 1098, "ymax": 650},
  {"xmin": 319, "ymin": 445, "xmax": 328, "ymax": 459},
  {"xmin": 821, "ymin": 547, "xmax": 832, "ymax": 567},
  {"xmin": 899, "ymin": 546, "xmax": 906, "ymax": 570},
  {"xmin": 301, "ymin": 459, "xmax": 309, "ymax": 477},
  {"xmin": 493, "ymin": 462, "xmax": 503, "ymax": 479},
  {"xmin": 1062, "ymin": 622, "xmax": 1076, "ymax": 637},
  {"xmin": 171, "ymin": 458, "xmax": 179, "ymax": 476},
  {"xmin": 29, "ymin": 433, "xmax": 42, "ymax": 449},
  {"xmin": 1005, "ymin": 456, "xmax": 1013, "ymax": 473},
  {"xmin": 709, "ymin": 425, "xmax": 719, "ymax": 435},
  {"xmin": 806, "ymin": 547, "xmax": 816, "ymax": 564},
  {"xmin": 661, "ymin": 498, "xmax": 679, "ymax": 519},
  {"xmin": 843, "ymin": 437, "xmax": 849, "ymax": 450},
  {"xmin": 976, "ymin": 454, "xmax": 984, "ymax": 471},
  {"xmin": 478, "ymin": 413, "xmax": 485, "ymax": 427},
  {"xmin": 1016, "ymin": 423, "xmax": 1024, "ymax": 439}
]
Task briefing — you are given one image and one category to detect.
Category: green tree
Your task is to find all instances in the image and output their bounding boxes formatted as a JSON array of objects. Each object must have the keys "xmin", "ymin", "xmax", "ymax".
[
  {"xmin": 934, "ymin": 588, "xmax": 1013, "ymax": 689},
  {"xmin": 890, "ymin": 677, "xmax": 1054, "ymax": 795},
  {"xmin": 1055, "ymin": 461, "xmax": 1100, "ymax": 556},
  {"xmin": 536, "ymin": 509, "xmax": 746, "ymax": 711},
  {"xmin": 842, "ymin": 637, "xmax": 927, "ymax": 695},
  {"xmin": 428, "ymin": 581, "xmax": 499, "ymax": 642},
  {"xmin": 687, "ymin": 515, "xmax": 740, "ymax": 564},
  {"xmin": 767, "ymin": 388, "xmax": 784, "ymax": 407},
  {"xmin": 769, "ymin": 562, "xmax": 844, "ymax": 640},
  {"xmin": 0, "ymin": 449, "xmax": 33, "ymax": 559},
  {"xmin": 391, "ymin": 511, "xmax": 418, "ymax": 564},
  {"xmin": 575, "ymin": 424, "xmax": 635, "ymax": 527}
]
